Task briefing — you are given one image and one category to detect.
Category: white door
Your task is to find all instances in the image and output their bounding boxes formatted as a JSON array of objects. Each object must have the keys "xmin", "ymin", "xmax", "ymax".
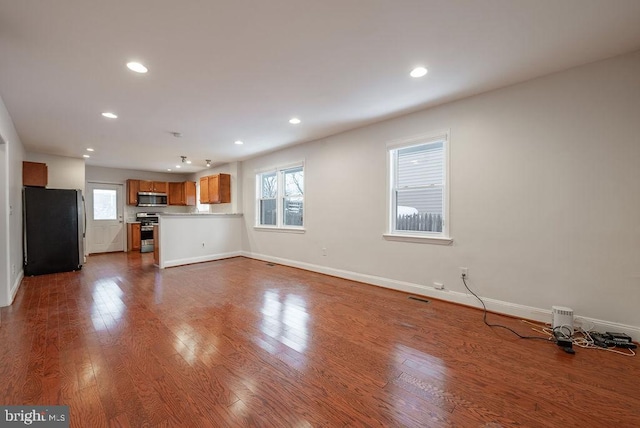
[{"xmin": 86, "ymin": 182, "xmax": 124, "ymax": 254}]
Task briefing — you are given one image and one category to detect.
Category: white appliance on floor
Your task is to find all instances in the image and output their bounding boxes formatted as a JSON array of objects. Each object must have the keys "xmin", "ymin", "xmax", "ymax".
[{"xmin": 552, "ymin": 306, "xmax": 574, "ymax": 336}]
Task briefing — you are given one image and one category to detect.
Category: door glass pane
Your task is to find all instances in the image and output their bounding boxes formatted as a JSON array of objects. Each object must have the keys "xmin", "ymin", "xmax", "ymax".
[{"xmin": 93, "ymin": 189, "xmax": 117, "ymax": 220}]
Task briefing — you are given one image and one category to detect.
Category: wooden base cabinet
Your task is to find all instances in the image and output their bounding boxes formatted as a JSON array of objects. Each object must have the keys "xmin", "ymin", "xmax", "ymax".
[
  {"xmin": 169, "ymin": 181, "xmax": 196, "ymax": 206},
  {"xmin": 199, "ymin": 173, "xmax": 231, "ymax": 204},
  {"xmin": 127, "ymin": 223, "xmax": 141, "ymax": 252}
]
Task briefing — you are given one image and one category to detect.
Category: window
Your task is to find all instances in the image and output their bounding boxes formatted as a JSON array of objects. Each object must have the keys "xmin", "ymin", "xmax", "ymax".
[
  {"xmin": 93, "ymin": 189, "xmax": 117, "ymax": 220},
  {"xmin": 256, "ymin": 164, "xmax": 304, "ymax": 229},
  {"xmin": 258, "ymin": 171, "xmax": 277, "ymax": 225},
  {"xmin": 283, "ymin": 166, "xmax": 304, "ymax": 226},
  {"xmin": 387, "ymin": 133, "xmax": 450, "ymax": 242}
]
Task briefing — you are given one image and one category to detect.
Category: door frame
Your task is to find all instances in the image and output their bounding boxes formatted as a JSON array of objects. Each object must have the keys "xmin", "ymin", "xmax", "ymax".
[{"xmin": 86, "ymin": 180, "xmax": 126, "ymax": 254}]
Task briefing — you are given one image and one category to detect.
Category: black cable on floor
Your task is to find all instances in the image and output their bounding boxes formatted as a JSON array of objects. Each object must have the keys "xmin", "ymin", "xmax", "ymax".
[{"xmin": 461, "ymin": 275, "xmax": 552, "ymax": 342}]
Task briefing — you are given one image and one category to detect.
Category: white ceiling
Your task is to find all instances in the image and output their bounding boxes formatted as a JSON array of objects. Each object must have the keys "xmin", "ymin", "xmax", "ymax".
[{"xmin": 1, "ymin": 0, "xmax": 639, "ymax": 173}]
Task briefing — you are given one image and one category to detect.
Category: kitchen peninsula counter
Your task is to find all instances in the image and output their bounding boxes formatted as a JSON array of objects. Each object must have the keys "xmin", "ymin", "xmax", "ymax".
[{"xmin": 155, "ymin": 213, "xmax": 243, "ymax": 268}]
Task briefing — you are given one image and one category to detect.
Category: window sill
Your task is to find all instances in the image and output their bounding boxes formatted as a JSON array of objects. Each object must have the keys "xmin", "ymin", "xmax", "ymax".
[
  {"xmin": 254, "ymin": 226, "xmax": 306, "ymax": 234},
  {"xmin": 382, "ymin": 233, "xmax": 453, "ymax": 245}
]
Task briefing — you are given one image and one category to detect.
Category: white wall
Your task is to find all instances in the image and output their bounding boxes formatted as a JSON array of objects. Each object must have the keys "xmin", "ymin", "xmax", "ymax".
[
  {"xmin": 26, "ymin": 152, "xmax": 85, "ymax": 193},
  {"xmin": 86, "ymin": 165, "xmax": 193, "ymax": 221},
  {"xmin": 0, "ymin": 93, "xmax": 25, "ymax": 307},
  {"xmin": 241, "ymin": 51, "xmax": 640, "ymax": 335},
  {"xmin": 158, "ymin": 215, "xmax": 243, "ymax": 268}
]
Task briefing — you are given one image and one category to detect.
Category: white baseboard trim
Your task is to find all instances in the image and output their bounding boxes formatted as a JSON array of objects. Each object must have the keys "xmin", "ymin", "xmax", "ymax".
[
  {"xmin": 241, "ymin": 251, "xmax": 640, "ymax": 340},
  {"xmin": 163, "ymin": 251, "xmax": 243, "ymax": 268},
  {"xmin": 9, "ymin": 270, "xmax": 23, "ymax": 305}
]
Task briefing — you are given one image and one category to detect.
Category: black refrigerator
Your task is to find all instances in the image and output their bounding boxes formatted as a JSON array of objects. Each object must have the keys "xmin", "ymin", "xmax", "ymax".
[{"xmin": 23, "ymin": 187, "xmax": 85, "ymax": 276}]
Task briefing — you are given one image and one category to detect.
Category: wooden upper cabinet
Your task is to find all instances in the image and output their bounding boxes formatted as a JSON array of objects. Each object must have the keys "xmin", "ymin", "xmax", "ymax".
[
  {"xmin": 200, "ymin": 173, "xmax": 231, "ymax": 204},
  {"xmin": 138, "ymin": 180, "xmax": 153, "ymax": 192},
  {"xmin": 209, "ymin": 174, "xmax": 231, "ymax": 204},
  {"xmin": 152, "ymin": 181, "xmax": 168, "ymax": 193},
  {"xmin": 199, "ymin": 176, "xmax": 209, "ymax": 203},
  {"xmin": 169, "ymin": 181, "xmax": 196, "ymax": 206},
  {"xmin": 23, "ymin": 161, "xmax": 48, "ymax": 187},
  {"xmin": 126, "ymin": 179, "xmax": 140, "ymax": 205},
  {"xmin": 139, "ymin": 180, "xmax": 167, "ymax": 193}
]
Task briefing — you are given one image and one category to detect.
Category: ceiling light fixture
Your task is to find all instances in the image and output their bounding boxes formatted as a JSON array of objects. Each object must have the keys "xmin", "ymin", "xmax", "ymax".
[
  {"xmin": 101, "ymin": 112, "xmax": 118, "ymax": 119},
  {"xmin": 86, "ymin": 148, "xmax": 94, "ymax": 152},
  {"xmin": 289, "ymin": 118, "xmax": 301, "ymax": 124},
  {"xmin": 206, "ymin": 160, "xmax": 211, "ymax": 167},
  {"xmin": 180, "ymin": 156, "xmax": 187, "ymax": 163},
  {"xmin": 175, "ymin": 165, "xmax": 181, "ymax": 168},
  {"xmin": 167, "ymin": 169, "xmax": 172, "ymax": 171},
  {"xmin": 126, "ymin": 62, "xmax": 148, "ymax": 74},
  {"xmin": 83, "ymin": 154, "xmax": 90, "ymax": 158},
  {"xmin": 410, "ymin": 67, "xmax": 428, "ymax": 78},
  {"xmin": 234, "ymin": 140, "xmax": 244, "ymax": 145}
]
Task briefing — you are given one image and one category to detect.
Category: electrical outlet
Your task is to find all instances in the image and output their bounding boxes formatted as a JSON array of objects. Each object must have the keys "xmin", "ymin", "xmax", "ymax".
[
  {"xmin": 460, "ymin": 267, "xmax": 468, "ymax": 278},
  {"xmin": 11, "ymin": 264, "xmax": 16, "ymax": 276},
  {"xmin": 433, "ymin": 282, "xmax": 444, "ymax": 290},
  {"xmin": 322, "ymin": 247, "xmax": 327, "ymax": 256}
]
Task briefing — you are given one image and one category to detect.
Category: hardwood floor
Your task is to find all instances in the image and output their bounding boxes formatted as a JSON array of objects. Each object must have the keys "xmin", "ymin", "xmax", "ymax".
[{"xmin": 1, "ymin": 253, "xmax": 639, "ymax": 427}]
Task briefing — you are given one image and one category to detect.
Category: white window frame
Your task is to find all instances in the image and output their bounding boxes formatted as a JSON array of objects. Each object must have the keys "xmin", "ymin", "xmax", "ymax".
[
  {"xmin": 384, "ymin": 131, "xmax": 452, "ymax": 245},
  {"xmin": 255, "ymin": 162, "xmax": 305, "ymax": 233}
]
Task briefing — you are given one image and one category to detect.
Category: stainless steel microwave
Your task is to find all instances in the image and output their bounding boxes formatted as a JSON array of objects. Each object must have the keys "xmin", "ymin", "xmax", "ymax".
[{"xmin": 137, "ymin": 192, "xmax": 167, "ymax": 207}]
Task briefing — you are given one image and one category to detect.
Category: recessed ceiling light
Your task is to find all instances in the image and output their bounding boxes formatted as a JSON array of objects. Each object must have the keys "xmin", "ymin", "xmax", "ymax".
[
  {"xmin": 410, "ymin": 67, "xmax": 428, "ymax": 78},
  {"xmin": 102, "ymin": 112, "xmax": 118, "ymax": 119},
  {"xmin": 175, "ymin": 165, "xmax": 181, "ymax": 168},
  {"xmin": 186, "ymin": 160, "xmax": 192, "ymax": 164},
  {"xmin": 86, "ymin": 148, "xmax": 94, "ymax": 152},
  {"xmin": 234, "ymin": 140, "xmax": 244, "ymax": 145},
  {"xmin": 126, "ymin": 62, "xmax": 148, "ymax": 73},
  {"xmin": 83, "ymin": 154, "xmax": 90, "ymax": 158},
  {"xmin": 289, "ymin": 117, "xmax": 301, "ymax": 124},
  {"xmin": 167, "ymin": 169, "xmax": 172, "ymax": 171}
]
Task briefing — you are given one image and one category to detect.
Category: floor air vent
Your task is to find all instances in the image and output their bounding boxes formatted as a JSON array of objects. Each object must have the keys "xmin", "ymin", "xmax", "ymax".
[
  {"xmin": 266, "ymin": 263, "xmax": 276, "ymax": 267},
  {"xmin": 408, "ymin": 296, "xmax": 430, "ymax": 303}
]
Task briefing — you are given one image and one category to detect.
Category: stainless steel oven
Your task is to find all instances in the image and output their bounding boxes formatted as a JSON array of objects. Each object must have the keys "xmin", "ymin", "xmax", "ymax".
[{"xmin": 136, "ymin": 212, "xmax": 159, "ymax": 253}]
